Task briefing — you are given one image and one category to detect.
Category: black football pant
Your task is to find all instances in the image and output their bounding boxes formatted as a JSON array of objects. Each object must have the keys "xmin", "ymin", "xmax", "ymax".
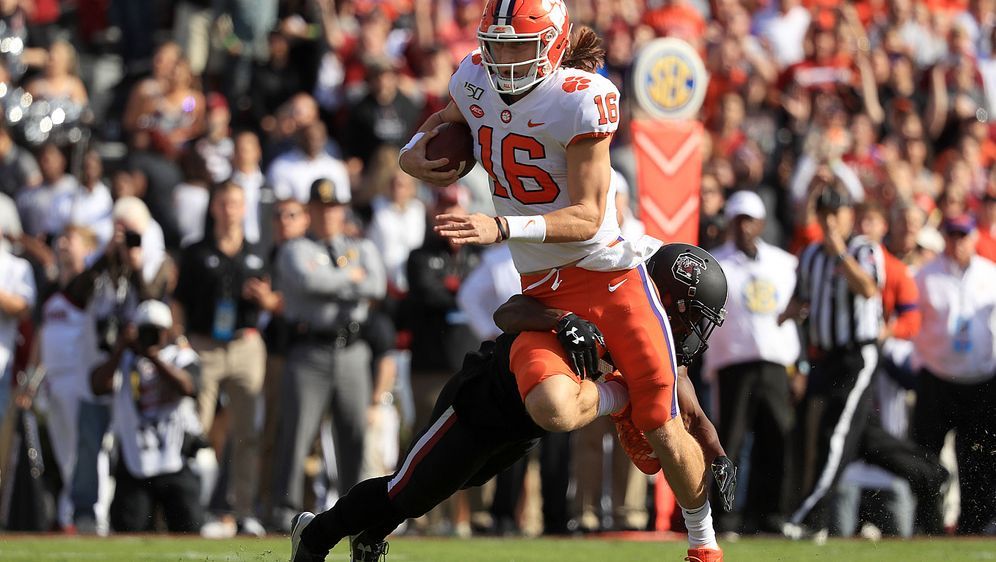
[
  {"xmin": 109, "ymin": 458, "xmax": 204, "ymax": 533},
  {"xmin": 912, "ymin": 370, "xmax": 996, "ymax": 534},
  {"xmin": 791, "ymin": 345, "xmax": 947, "ymax": 532},
  {"xmin": 302, "ymin": 389, "xmax": 539, "ymax": 553}
]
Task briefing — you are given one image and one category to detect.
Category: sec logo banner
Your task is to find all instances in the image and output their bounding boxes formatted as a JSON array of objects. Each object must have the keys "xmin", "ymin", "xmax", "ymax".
[{"xmin": 632, "ymin": 38, "xmax": 708, "ymax": 121}]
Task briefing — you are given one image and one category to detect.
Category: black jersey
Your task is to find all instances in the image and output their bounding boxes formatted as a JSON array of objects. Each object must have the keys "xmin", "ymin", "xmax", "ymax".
[{"xmin": 447, "ymin": 333, "xmax": 545, "ymax": 441}]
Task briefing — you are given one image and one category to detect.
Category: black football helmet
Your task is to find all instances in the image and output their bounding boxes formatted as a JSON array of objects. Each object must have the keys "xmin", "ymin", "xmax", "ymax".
[{"xmin": 647, "ymin": 243, "xmax": 728, "ymax": 366}]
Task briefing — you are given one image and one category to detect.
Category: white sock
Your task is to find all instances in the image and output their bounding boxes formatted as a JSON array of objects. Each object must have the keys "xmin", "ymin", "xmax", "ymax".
[
  {"xmin": 595, "ymin": 379, "xmax": 628, "ymax": 416},
  {"xmin": 681, "ymin": 501, "xmax": 719, "ymax": 549}
]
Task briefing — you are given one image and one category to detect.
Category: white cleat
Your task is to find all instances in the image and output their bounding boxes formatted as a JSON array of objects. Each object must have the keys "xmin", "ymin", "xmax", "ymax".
[{"xmin": 290, "ymin": 512, "xmax": 324, "ymax": 562}]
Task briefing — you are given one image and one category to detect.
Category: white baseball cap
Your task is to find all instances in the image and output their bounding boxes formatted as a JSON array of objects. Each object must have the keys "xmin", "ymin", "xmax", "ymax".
[
  {"xmin": 916, "ymin": 226, "xmax": 945, "ymax": 254},
  {"xmin": 134, "ymin": 300, "xmax": 173, "ymax": 330},
  {"xmin": 723, "ymin": 190, "xmax": 766, "ymax": 221}
]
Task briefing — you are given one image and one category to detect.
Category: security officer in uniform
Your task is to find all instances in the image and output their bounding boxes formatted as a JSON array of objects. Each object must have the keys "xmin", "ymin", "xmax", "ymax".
[{"xmin": 271, "ymin": 178, "xmax": 386, "ymax": 531}]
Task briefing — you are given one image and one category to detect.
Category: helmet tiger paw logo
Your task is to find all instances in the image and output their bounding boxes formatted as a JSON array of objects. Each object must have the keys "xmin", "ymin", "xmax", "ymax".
[
  {"xmin": 562, "ymin": 76, "xmax": 590, "ymax": 93},
  {"xmin": 541, "ymin": 0, "xmax": 568, "ymax": 32}
]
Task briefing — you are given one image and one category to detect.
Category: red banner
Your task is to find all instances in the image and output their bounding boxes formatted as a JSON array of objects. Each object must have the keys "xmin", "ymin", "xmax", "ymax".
[{"xmin": 631, "ymin": 119, "xmax": 702, "ymax": 245}]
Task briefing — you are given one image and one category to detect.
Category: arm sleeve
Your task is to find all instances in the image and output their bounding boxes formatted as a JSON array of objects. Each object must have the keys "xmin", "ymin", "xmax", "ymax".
[
  {"xmin": 277, "ymin": 240, "xmax": 356, "ymax": 297},
  {"xmin": 565, "ymin": 75, "xmax": 620, "ymax": 146}
]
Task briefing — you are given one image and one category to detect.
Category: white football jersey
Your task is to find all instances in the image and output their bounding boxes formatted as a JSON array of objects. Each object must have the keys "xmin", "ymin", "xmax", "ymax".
[
  {"xmin": 40, "ymin": 292, "xmax": 101, "ymax": 383},
  {"xmin": 450, "ymin": 51, "xmax": 654, "ymax": 273}
]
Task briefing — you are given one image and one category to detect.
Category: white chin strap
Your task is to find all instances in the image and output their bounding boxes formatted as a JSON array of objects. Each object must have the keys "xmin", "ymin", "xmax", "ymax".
[{"xmin": 491, "ymin": 63, "xmax": 541, "ymax": 94}]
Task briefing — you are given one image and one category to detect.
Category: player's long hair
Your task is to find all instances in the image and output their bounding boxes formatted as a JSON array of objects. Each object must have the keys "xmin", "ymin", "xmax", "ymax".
[{"xmin": 561, "ymin": 26, "xmax": 605, "ymax": 73}]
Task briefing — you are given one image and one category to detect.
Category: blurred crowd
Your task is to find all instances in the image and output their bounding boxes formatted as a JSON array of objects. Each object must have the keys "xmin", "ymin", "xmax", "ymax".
[{"xmin": 0, "ymin": 0, "xmax": 994, "ymax": 541}]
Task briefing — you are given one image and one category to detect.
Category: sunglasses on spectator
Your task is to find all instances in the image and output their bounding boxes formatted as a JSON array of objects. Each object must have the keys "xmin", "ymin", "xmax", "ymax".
[{"xmin": 275, "ymin": 210, "xmax": 302, "ymax": 219}]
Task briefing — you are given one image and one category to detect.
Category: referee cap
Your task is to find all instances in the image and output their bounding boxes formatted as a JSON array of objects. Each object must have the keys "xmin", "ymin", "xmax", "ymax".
[
  {"xmin": 724, "ymin": 190, "xmax": 766, "ymax": 221},
  {"xmin": 134, "ymin": 300, "xmax": 173, "ymax": 330}
]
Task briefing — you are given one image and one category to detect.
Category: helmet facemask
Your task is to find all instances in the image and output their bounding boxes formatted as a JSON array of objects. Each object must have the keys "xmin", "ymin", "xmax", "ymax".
[
  {"xmin": 669, "ymin": 297, "xmax": 726, "ymax": 366},
  {"xmin": 478, "ymin": 25, "xmax": 564, "ymax": 94}
]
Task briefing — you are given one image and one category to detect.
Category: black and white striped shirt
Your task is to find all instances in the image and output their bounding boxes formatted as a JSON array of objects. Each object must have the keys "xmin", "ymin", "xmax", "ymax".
[{"xmin": 796, "ymin": 235, "xmax": 885, "ymax": 351}]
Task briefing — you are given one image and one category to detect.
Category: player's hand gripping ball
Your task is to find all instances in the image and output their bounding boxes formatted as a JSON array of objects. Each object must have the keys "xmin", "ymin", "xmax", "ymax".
[{"xmin": 424, "ymin": 122, "xmax": 476, "ymax": 179}]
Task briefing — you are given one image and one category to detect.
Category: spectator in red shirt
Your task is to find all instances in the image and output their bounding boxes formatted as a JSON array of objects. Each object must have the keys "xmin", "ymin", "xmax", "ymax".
[
  {"xmin": 641, "ymin": 0, "xmax": 706, "ymax": 49},
  {"xmin": 975, "ymin": 191, "xmax": 996, "ymax": 261},
  {"xmin": 777, "ymin": 15, "xmax": 854, "ymax": 95},
  {"xmin": 857, "ymin": 202, "xmax": 922, "ymax": 341},
  {"xmin": 432, "ymin": 0, "xmax": 482, "ymax": 67}
]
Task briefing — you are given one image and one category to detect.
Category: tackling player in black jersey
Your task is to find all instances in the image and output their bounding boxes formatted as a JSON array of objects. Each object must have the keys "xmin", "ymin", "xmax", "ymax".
[{"xmin": 290, "ymin": 244, "xmax": 736, "ymax": 562}]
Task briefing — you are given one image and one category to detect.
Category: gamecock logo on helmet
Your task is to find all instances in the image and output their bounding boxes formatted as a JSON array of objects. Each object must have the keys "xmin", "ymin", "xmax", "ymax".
[{"xmin": 672, "ymin": 252, "xmax": 707, "ymax": 287}]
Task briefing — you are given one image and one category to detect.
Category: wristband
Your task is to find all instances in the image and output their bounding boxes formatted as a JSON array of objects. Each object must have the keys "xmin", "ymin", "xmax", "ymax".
[
  {"xmin": 494, "ymin": 216, "xmax": 509, "ymax": 242},
  {"xmin": 504, "ymin": 215, "xmax": 547, "ymax": 242},
  {"xmin": 399, "ymin": 131, "xmax": 425, "ymax": 156}
]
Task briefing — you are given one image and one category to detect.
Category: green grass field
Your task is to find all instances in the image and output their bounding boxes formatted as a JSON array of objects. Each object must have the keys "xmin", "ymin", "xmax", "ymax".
[{"xmin": 1, "ymin": 536, "xmax": 995, "ymax": 561}]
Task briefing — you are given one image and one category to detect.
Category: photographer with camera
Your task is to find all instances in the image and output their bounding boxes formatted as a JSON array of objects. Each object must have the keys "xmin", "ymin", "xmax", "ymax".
[{"xmin": 90, "ymin": 300, "xmax": 205, "ymax": 533}]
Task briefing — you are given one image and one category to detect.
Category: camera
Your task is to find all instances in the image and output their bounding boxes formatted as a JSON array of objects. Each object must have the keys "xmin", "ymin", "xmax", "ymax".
[
  {"xmin": 124, "ymin": 230, "xmax": 142, "ymax": 248},
  {"xmin": 136, "ymin": 325, "xmax": 161, "ymax": 349}
]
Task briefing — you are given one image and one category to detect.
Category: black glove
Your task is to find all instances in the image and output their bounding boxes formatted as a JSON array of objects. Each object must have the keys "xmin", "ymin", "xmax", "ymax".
[
  {"xmin": 555, "ymin": 313, "xmax": 605, "ymax": 380},
  {"xmin": 711, "ymin": 455, "xmax": 738, "ymax": 512}
]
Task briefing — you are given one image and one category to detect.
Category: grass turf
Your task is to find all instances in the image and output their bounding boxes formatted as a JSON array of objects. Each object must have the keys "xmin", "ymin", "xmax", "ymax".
[{"xmin": 0, "ymin": 536, "xmax": 995, "ymax": 561}]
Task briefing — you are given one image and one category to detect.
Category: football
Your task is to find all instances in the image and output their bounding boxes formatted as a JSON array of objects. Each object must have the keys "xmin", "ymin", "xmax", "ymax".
[{"xmin": 424, "ymin": 122, "xmax": 476, "ymax": 178}]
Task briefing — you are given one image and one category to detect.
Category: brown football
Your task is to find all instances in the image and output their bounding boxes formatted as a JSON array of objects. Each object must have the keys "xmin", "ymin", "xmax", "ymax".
[{"xmin": 424, "ymin": 122, "xmax": 476, "ymax": 178}]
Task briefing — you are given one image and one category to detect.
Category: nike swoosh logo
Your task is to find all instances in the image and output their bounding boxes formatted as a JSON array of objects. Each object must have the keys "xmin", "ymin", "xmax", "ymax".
[
  {"xmin": 525, "ymin": 219, "xmax": 535, "ymax": 228},
  {"xmin": 527, "ymin": 120, "xmax": 545, "ymax": 128},
  {"xmin": 608, "ymin": 279, "xmax": 628, "ymax": 292}
]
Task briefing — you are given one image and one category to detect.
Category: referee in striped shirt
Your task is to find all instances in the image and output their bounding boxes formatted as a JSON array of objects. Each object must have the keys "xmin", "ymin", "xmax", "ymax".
[{"xmin": 783, "ymin": 186, "xmax": 886, "ymax": 536}]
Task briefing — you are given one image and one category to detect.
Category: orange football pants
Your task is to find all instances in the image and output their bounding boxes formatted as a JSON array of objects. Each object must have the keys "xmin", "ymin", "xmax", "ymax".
[{"xmin": 513, "ymin": 262, "xmax": 680, "ymax": 431}]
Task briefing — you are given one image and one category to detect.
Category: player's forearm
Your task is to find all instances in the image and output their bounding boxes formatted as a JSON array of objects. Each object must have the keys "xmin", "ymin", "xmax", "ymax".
[
  {"xmin": 542, "ymin": 136, "xmax": 610, "ymax": 243},
  {"xmin": 493, "ymin": 295, "xmax": 566, "ymax": 333},
  {"xmin": 539, "ymin": 201, "xmax": 605, "ymax": 243},
  {"xmin": 677, "ymin": 370, "xmax": 725, "ymax": 463},
  {"xmin": 416, "ymin": 101, "xmax": 465, "ymax": 135},
  {"xmin": 417, "ymin": 111, "xmax": 447, "ymax": 134},
  {"xmin": 689, "ymin": 417, "xmax": 725, "ymax": 465}
]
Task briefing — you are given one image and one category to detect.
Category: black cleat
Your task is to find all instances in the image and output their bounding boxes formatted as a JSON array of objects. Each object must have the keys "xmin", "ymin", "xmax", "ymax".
[{"xmin": 350, "ymin": 535, "xmax": 389, "ymax": 561}]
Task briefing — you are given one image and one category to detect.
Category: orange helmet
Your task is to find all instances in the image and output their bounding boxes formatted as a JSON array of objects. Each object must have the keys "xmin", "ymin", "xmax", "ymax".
[{"xmin": 477, "ymin": 0, "xmax": 572, "ymax": 94}]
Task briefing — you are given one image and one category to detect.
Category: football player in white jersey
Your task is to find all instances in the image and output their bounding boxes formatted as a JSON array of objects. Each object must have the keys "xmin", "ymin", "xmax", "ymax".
[{"xmin": 398, "ymin": 1, "xmax": 723, "ymax": 560}]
